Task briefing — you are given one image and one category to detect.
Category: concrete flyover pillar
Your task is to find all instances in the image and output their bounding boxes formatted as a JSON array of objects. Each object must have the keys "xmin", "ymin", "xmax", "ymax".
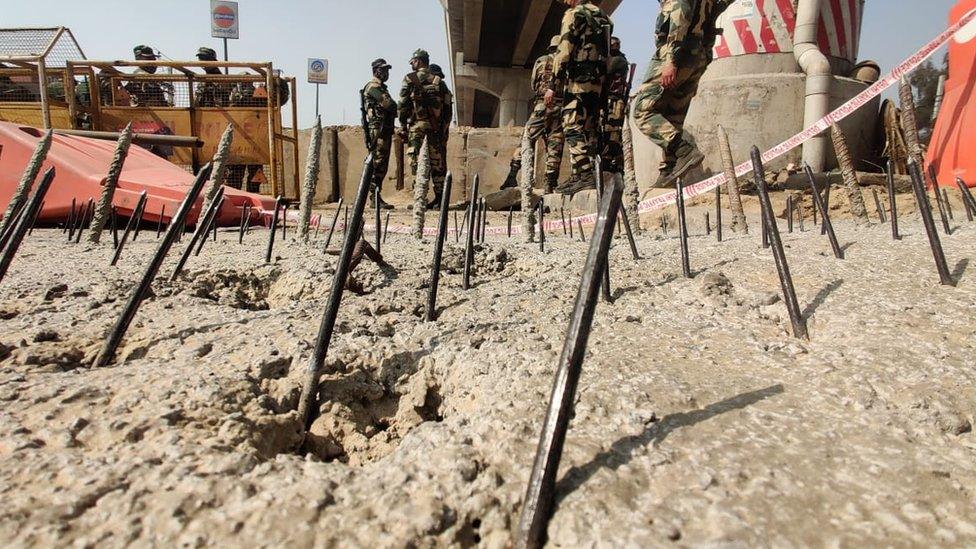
[{"xmin": 499, "ymin": 77, "xmax": 532, "ymax": 127}]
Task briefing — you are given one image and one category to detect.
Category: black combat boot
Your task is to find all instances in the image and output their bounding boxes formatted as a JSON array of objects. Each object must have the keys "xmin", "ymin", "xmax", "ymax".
[
  {"xmin": 555, "ymin": 172, "xmax": 596, "ymax": 196},
  {"xmin": 667, "ymin": 144, "xmax": 705, "ymax": 185},
  {"xmin": 500, "ymin": 162, "xmax": 519, "ymax": 189},
  {"xmin": 370, "ymin": 190, "xmax": 394, "ymax": 210},
  {"xmin": 426, "ymin": 190, "xmax": 443, "ymax": 210}
]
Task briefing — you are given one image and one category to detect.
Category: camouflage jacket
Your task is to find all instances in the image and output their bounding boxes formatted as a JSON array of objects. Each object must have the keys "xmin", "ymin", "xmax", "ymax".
[
  {"xmin": 606, "ymin": 52, "xmax": 630, "ymax": 99},
  {"xmin": 361, "ymin": 77, "xmax": 397, "ymax": 137},
  {"xmin": 531, "ymin": 53, "xmax": 560, "ymax": 101},
  {"xmin": 398, "ymin": 67, "xmax": 451, "ymax": 134},
  {"xmin": 656, "ymin": 0, "xmax": 736, "ymax": 65},
  {"xmin": 551, "ymin": 0, "xmax": 613, "ymax": 94}
]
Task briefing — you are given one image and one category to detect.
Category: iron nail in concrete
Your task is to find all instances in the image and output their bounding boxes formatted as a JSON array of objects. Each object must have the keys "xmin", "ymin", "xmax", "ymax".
[
  {"xmin": 425, "ymin": 172, "xmax": 454, "ymax": 322},
  {"xmin": 462, "ymin": 174, "xmax": 480, "ymax": 291},
  {"xmin": 27, "ymin": 201, "xmax": 44, "ymax": 236},
  {"xmin": 130, "ymin": 197, "xmax": 146, "ymax": 242},
  {"xmin": 266, "ymin": 196, "xmax": 283, "ymax": 263},
  {"xmin": 243, "ymin": 204, "xmax": 253, "ymax": 236},
  {"xmin": 507, "ymin": 206, "xmax": 514, "ymax": 238},
  {"xmin": 787, "ymin": 195, "xmax": 794, "ymax": 233},
  {"xmin": 0, "ymin": 203, "xmax": 29, "ymax": 255},
  {"xmin": 238, "ymin": 203, "xmax": 248, "ymax": 243},
  {"xmin": 676, "ymin": 178, "xmax": 692, "ymax": 279},
  {"xmin": 156, "ymin": 204, "xmax": 166, "ymax": 240},
  {"xmin": 343, "ymin": 205, "xmax": 349, "ymax": 234},
  {"xmin": 111, "ymin": 206, "xmax": 120, "ymax": 248},
  {"xmin": 715, "ymin": 184, "xmax": 723, "ymax": 242},
  {"xmin": 753, "ymin": 147, "xmax": 808, "ymax": 339},
  {"xmin": 110, "ymin": 191, "xmax": 148, "ymax": 267},
  {"xmin": 804, "ymin": 163, "xmax": 844, "ymax": 259},
  {"xmin": 560, "ymin": 208, "xmax": 567, "ymax": 236},
  {"xmin": 761, "ymin": 205, "xmax": 769, "ymax": 248},
  {"xmin": 886, "ymin": 161, "xmax": 901, "ymax": 240},
  {"xmin": 322, "ymin": 197, "xmax": 344, "ymax": 252},
  {"xmin": 374, "ymin": 184, "xmax": 382, "ymax": 253},
  {"xmin": 68, "ymin": 199, "xmax": 84, "ymax": 242},
  {"xmin": 194, "ymin": 191, "xmax": 225, "ymax": 257},
  {"xmin": 797, "ymin": 197, "xmax": 805, "ymax": 232},
  {"xmin": 0, "ymin": 168, "xmax": 56, "ymax": 285},
  {"xmin": 314, "ymin": 213, "xmax": 323, "ymax": 241},
  {"xmin": 74, "ymin": 197, "xmax": 94, "ymax": 244},
  {"xmin": 705, "ymin": 211, "xmax": 711, "ymax": 235},
  {"xmin": 578, "ymin": 219, "xmax": 585, "ymax": 242},
  {"xmin": 662, "ymin": 214, "xmax": 668, "ymax": 237},
  {"xmin": 281, "ymin": 202, "xmax": 288, "ymax": 241},
  {"xmin": 821, "ymin": 183, "xmax": 831, "ymax": 236},
  {"xmin": 595, "ymin": 158, "xmax": 611, "ymax": 302},
  {"xmin": 383, "ymin": 211, "xmax": 391, "ymax": 244},
  {"xmin": 473, "ymin": 193, "xmax": 482, "ymax": 244},
  {"xmin": 481, "ymin": 198, "xmax": 488, "ymax": 242},
  {"xmin": 453, "ymin": 210, "xmax": 460, "ymax": 243},
  {"xmin": 927, "ymin": 165, "xmax": 952, "ymax": 235},
  {"xmin": 67, "ymin": 199, "xmax": 78, "ymax": 240},
  {"xmin": 617, "ymin": 180, "xmax": 640, "ymax": 260},
  {"xmin": 173, "ymin": 187, "xmax": 225, "ymax": 277},
  {"xmin": 514, "ymin": 174, "xmax": 623, "ymax": 549},
  {"xmin": 909, "ymin": 159, "xmax": 954, "ymax": 286},
  {"xmin": 872, "ymin": 189, "xmax": 887, "ymax": 223},
  {"xmin": 538, "ymin": 197, "xmax": 545, "ymax": 252},
  {"xmin": 942, "ymin": 188, "xmax": 953, "ymax": 220},
  {"xmin": 568, "ymin": 211, "xmax": 574, "ymax": 240},
  {"xmin": 956, "ymin": 177, "xmax": 976, "ymax": 222},
  {"xmin": 296, "ymin": 154, "xmax": 375, "ymax": 430},
  {"xmin": 94, "ymin": 164, "xmax": 213, "ymax": 368},
  {"xmin": 64, "ymin": 198, "xmax": 75, "ymax": 234}
]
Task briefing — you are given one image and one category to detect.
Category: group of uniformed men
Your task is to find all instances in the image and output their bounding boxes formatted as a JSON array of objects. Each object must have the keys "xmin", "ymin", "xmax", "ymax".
[{"xmin": 360, "ymin": 0, "xmax": 735, "ymax": 209}]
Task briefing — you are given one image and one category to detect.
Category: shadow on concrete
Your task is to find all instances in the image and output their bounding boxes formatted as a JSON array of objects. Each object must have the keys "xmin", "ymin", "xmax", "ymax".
[
  {"xmin": 801, "ymin": 279, "xmax": 844, "ymax": 320},
  {"xmin": 553, "ymin": 384, "xmax": 785, "ymax": 507}
]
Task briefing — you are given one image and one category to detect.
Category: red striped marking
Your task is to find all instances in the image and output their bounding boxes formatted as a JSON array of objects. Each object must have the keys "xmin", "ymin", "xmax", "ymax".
[
  {"xmin": 776, "ymin": 0, "xmax": 797, "ymax": 33},
  {"xmin": 756, "ymin": 0, "xmax": 782, "ymax": 53},
  {"xmin": 714, "ymin": 34, "xmax": 733, "ymax": 58},
  {"xmin": 828, "ymin": 0, "xmax": 849, "ymax": 58},
  {"xmin": 847, "ymin": 0, "xmax": 860, "ymax": 58},
  {"xmin": 733, "ymin": 18, "xmax": 760, "ymax": 54},
  {"xmin": 817, "ymin": 13, "xmax": 831, "ymax": 54}
]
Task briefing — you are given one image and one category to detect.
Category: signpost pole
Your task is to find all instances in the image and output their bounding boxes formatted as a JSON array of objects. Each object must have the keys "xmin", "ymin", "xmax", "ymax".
[
  {"xmin": 316, "ymin": 83, "xmax": 320, "ymax": 119},
  {"xmin": 222, "ymin": 37, "xmax": 229, "ymax": 74}
]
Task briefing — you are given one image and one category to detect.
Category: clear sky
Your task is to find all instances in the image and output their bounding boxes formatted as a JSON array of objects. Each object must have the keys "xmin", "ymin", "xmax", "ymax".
[{"xmin": 2, "ymin": 0, "xmax": 958, "ymax": 128}]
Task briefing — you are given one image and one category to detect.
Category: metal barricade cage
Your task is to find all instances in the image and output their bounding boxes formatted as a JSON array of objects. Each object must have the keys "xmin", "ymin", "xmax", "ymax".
[{"xmin": 0, "ymin": 27, "xmax": 299, "ymax": 199}]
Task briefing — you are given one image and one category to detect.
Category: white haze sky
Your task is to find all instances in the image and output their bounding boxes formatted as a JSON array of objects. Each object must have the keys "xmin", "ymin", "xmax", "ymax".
[{"xmin": 3, "ymin": 0, "xmax": 957, "ymax": 127}]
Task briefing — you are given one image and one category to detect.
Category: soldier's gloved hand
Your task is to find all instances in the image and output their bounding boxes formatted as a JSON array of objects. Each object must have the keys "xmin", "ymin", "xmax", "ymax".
[
  {"xmin": 661, "ymin": 61, "xmax": 677, "ymax": 89},
  {"xmin": 544, "ymin": 88, "xmax": 555, "ymax": 109}
]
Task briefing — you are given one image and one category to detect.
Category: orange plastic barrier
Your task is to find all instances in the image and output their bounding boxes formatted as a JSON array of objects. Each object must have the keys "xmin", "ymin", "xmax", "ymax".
[
  {"xmin": 0, "ymin": 121, "xmax": 274, "ymax": 225},
  {"xmin": 926, "ymin": 0, "xmax": 976, "ymax": 188}
]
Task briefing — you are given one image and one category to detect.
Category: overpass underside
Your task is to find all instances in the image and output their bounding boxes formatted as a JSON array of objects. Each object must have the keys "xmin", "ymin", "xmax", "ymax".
[{"xmin": 442, "ymin": 0, "xmax": 621, "ymax": 128}]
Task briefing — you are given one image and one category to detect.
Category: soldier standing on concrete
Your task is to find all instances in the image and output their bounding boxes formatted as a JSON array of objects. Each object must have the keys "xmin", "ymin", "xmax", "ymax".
[
  {"xmin": 429, "ymin": 63, "xmax": 454, "ymax": 193},
  {"xmin": 601, "ymin": 36, "xmax": 630, "ymax": 175},
  {"xmin": 125, "ymin": 45, "xmax": 172, "ymax": 107},
  {"xmin": 501, "ymin": 36, "xmax": 565, "ymax": 193},
  {"xmin": 546, "ymin": 0, "xmax": 613, "ymax": 195},
  {"xmin": 633, "ymin": 0, "xmax": 735, "ymax": 186},
  {"xmin": 361, "ymin": 58, "xmax": 397, "ymax": 210},
  {"xmin": 398, "ymin": 49, "xmax": 451, "ymax": 209}
]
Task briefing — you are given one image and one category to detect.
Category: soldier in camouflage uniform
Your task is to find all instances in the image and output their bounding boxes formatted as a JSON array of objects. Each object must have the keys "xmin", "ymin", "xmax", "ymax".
[
  {"xmin": 601, "ymin": 36, "xmax": 630, "ymax": 174},
  {"xmin": 361, "ymin": 58, "xmax": 397, "ymax": 210},
  {"xmin": 125, "ymin": 45, "xmax": 172, "ymax": 107},
  {"xmin": 501, "ymin": 35, "xmax": 565, "ymax": 192},
  {"xmin": 398, "ymin": 49, "xmax": 452, "ymax": 208},
  {"xmin": 429, "ymin": 63, "xmax": 453, "ymax": 194},
  {"xmin": 546, "ymin": 0, "xmax": 613, "ymax": 195},
  {"xmin": 633, "ymin": 0, "xmax": 734, "ymax": 186},
  {"xmin": 193, "ymin": 47, "xmax": 233, "ymax": 107}
]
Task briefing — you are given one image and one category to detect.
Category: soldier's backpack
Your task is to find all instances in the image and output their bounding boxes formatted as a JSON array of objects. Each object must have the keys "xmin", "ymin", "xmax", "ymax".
[
  {"xmin": 407, "ymin": 70, "xmax": 444, "ymax": 127},
  {"xmin": 569, "ymin": 4, "xmax": 613, "ymax": 83}
]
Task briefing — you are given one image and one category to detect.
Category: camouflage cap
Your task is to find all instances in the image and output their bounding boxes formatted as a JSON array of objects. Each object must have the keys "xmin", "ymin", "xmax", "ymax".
[
  {"xmin": 133, "ymin": 45, "xmax": 155, "ymax": 58},
  {"xmin": 429, "ymin": 64, "xmax": 444, "ymax": 78},
  {"xmin": 411, "ymin": 49, "xmax": 430, "ymax": 61},
  {"xmin": 371, "ymin": 58, "xmax": 392, "ymax": 70},
  {"xmin": 196, "ymin": 47, "xmax": 217, "ymax": 59}
]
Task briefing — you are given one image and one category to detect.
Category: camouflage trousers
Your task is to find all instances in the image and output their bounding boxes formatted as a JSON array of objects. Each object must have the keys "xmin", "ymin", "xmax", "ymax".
[
  {"xmin": 601, "ymin": 95, "xmax": 627, "ymax": 174},
  {"xmin": 632, "ymin": 53, "xmax": 710, "ymax": 169},
  {"xmin": 407, "ymin": 122, "xmax": 446, "ymax": 193},
  {"xmin": 562, "ymin": 91, "xmax": 602, "ymax": 177},
  {"xmin": 511, "ymin": 100, "xmax": 565, "ymax": 183},
  {"xmin": 369, "ymin": 130, "xmax": 393, "ymax": 191}
]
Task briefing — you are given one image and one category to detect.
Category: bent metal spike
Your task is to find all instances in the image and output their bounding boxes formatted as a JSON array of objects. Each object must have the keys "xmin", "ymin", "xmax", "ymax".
[
  {"xmin": 515, "ymin": 175, "xmax": 623, "ymax": 549},
  {"xmin": 909, "ymin": 159, "xmax": 954, "ymax": 286},
  {"xmin": 804, "ymin": 164, "xmax": 844, "ymax": 259},
  {"xmin": 425, "ymin": 172, "xmax": 454, "ymax": 322},
  {"xmin": 752, "ymin": 147, "xmax": 808, "ymax": 340},
  {"xmin": 94, "ymin": 164, "xmax": 213, "ymax": 367},
  {"xmin": 110, "ymin": 192, "xmax": 148, "ymax": 267}
]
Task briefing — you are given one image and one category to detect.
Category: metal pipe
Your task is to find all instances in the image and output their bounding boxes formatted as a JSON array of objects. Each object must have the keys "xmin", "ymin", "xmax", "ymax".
[
  {"xmin": 53, "ymin": 128, "xmax": 203, "ymax": 148},
  {"xmin": 265, "ymin": 196, "xmax": 282, "ymax": 263},
  {"xmin": 426, "ymin": 172, "xmax": 454, "ymax": 322},
  {"xmin": 463, "ymin": 175, "xmax": 480, "ymax": 290},
  {"xmin": 296, "ymin": 154, "xmax": 375, "ymax": 429},
  {"xmin": 94, "ymin": 164, "xmax": 213, "ymax": 367},
  {"xmin": 0, "ymin": 168, "xmax": 56, "ymax": 284},
  {"xmin": 887, "ymin": 161, "xmax": 901, "ymax": 239},
  {"xmin": 909, "ymin": 159, "xmax": 954, "ymax": 286},
  {"xmin": 804, "ymin": 164, "xmax": 844, "ymax": 258},
  {"xmin": 515, "ymin": 176, "xmax": 623, "ymax": 549},
  {"xmin": 676, "ymin": 178, "xmax": 691, "ymax": 278},
  {"xmin": 753, "ymin": 148, "xmax": 808, "ymax": 339},
  {"xmin": 794, "ymin": 0, "xmax": 831, "ymax": 172},
  {"xmin": 110, "ymin": 192, "xmax": 147, "ymax": 266}
]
